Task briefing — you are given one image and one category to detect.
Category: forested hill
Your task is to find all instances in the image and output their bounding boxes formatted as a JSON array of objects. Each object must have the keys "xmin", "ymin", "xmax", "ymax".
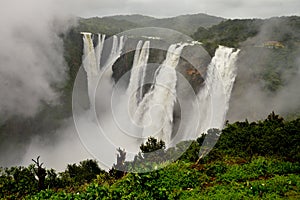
[
  {"xmin": 107, "ymin": 13, "xmax": 224, "ymax": 35},
  {"xmin": 107, "ymin": 14, "xmax": 156, "ymax": 24},
  {"xmin": 75, "ymin": 13, "xmax": 224, "ymax": 36},
  {"xmin": 77, "ymin": 17, "xmax": 139, "ymax": 36},
  {"xmin": 192, "ymin": 16, "xmax": 300, "ymax": 55}
]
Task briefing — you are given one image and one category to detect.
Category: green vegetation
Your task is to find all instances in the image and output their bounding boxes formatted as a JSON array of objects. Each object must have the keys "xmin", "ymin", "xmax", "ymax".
[
  {"xmin": 192, "ymin": 16, "xmax": 300, "ymax": 56},
  {"xmin": 78, "ymin": 17, "xmax": 138, "ymax": 36},
  {"xmin": 192, "ymin": 16, "xmax": 300, "ymax": 100},
  {"xmin": 109, "ymin": 13, "xmax": 224, "ymax": 35},
  {"xmin": 107, "ymin": 14, "xmax": 156, "ymax": 25},
  {"xmin": 1, "ymin": 113, "xmax": 299, "ymax": 199},
  {"xmin": 192, "ymin": 19, "xmax": 262, "ymax": 55}
]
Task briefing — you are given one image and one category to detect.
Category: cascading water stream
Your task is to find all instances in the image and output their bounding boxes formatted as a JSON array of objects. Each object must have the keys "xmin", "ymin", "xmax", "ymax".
[
  {"xmin": 105, "ymin": 35, "xmax": 125, "ymax": 68},
  {"xmin": 82, "ymin": 33, "xmax": 99, "ymax": 108},
  {"xmin": 127, "ymin": 40, "xmax": 150, "ymax": 117},
  {"xmin": 95, "ymin": 34, "xmax": 106, "ymax": 70},
  {"xmin": 81, "ymin": 33, "xmax": 125, "ymax": 109},
  {"xmin": 134, "ymin": 43, "xmax": 187, "ymax": 145},
  {"xmin": 197, "ymin": 45, "xmax": 240, "ymax": 134},
  {"xmin": 138, "ymin": 41, "xmax": 150, "ymax": 102},
  {"xmin": 81, "ymin": 33, "xmax": 240, "ymax": 152}
]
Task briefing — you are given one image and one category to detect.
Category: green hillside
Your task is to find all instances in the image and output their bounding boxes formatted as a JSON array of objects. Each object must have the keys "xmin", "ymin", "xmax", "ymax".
[
  {"xmin": 1, "ymin": 113, "xmax": 299, "ymax": 199},
  {"xmin": 78, "ymin": 17, "xmax": 139, "ymax": 35},
  {"xmin": 109, "ymin": 13, "xmax": 224, "ymax": 35},
  {"xmin": 108, "ymin": 14, "xmax": 156, "ymax": 24},
  {"xmin": 145, "ymin": 14, "xmax": 224, "ymax": 34},
  {"xmin": 192, "ymin": 16, "xmax": 300, "ymax": 55}
]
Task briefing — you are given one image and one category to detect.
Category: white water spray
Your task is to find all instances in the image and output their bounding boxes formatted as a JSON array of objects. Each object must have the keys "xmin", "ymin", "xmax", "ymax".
[
  {"xmin": 80, "ymin": 33, "xmax": 240, "ymax": 165},
  {"xmin": 105, "ymin": 35, "xmax": 125, "ymax": 69},
  {"xmin": 81, "ymin": 33, "xmax": 125, "ymax": 109},
  {"xmin": 82, "ymin": 33, "xmax": 99, "ymax": 108},
  {"xmin": 95, "ymin": 34, "xmax": 106, "ymax": 70},
  {"xmin": 134, "ymin": 43, "xmax": 187, "ymax": 145},
  {"xmin": 197, "ymin": 45, "xmax": 240, "ymax": 134},
  {"xmin": 127, "ymin": 40, "xmax": 150, "ymax": 117}
]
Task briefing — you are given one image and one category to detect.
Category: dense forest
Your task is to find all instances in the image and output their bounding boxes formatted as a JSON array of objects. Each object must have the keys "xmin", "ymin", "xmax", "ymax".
[{"xmin": 1, "ymin": 14, "xmax": 300, "ymax": 199}]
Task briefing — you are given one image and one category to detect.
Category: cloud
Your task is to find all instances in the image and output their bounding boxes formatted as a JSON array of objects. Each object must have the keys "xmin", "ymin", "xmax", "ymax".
[
  {"xmin": 20, "ymin": 118, "xmax": 91, "ymax": 171},
  {"xmin": 0, "ymin": 0, "xmax": 77, "ymax": 119},
  {"xmin": 77, "ymin": 0, "xmax": 300, "ymax": 18}
]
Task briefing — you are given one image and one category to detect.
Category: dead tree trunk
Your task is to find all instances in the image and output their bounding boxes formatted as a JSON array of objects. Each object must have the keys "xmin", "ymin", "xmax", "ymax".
[{"xmin": 32, "ymin": 156, "xmax": 46, "ymax": 191}]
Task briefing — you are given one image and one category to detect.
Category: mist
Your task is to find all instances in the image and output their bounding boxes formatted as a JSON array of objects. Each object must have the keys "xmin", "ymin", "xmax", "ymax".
[
  {"xmin": 20, "ymin": 118, "xmax": 91, "ymax": 171},
  {"xmin": 228, "ymin": 18, "xmax": 300, "ymax": 122},
  {"xmin": 0, "ymin": 0, "xmax": 91, "ymax": 169},
  {"xmin": 0, "ymin": 0, "xmax": 76, "ymax": 119},
  {"xmin": 0, "ymin": 0, "xmax": 136, "ymax": 170}
]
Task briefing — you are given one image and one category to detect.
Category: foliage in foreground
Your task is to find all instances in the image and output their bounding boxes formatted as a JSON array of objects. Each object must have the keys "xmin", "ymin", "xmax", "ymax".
[
  {"xmin": 25, "ymin": 157, "xmax": 300, "ymax": 199},
  {"xmin": 1, "ymin": 113, "xmax": 299, "ymax": 199}
]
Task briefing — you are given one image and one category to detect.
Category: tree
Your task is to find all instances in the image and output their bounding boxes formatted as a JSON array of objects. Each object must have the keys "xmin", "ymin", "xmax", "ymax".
[
  {"xmin": 64, "ymin": 159, "xmax": 102, "ymax": 184},
  {"xmin": 140, "ymin": 137, "xmax": 165, "ymax": 153},
  {"xmin": 138, "ymin": 137, "xmax": 166, "ymax": 163},
  {"xmin": 110, "ymin": 148, "xmax": 127, "ymax": 179},
  {"xmin": 32, "ymin": 156, "xmax": 46, "ymax": 191}
]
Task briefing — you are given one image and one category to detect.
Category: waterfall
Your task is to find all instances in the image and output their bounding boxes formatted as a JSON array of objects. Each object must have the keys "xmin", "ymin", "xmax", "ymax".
[
  {"xmin": 127, "ymin": 40, "xmax": 150, "ymax": 117},
  {"xmin": 81, "ymin": 33, "xmax": 240, "ymax": 152},
  {"xmin": 82, "ymin": 33, "xmax": 98, "ymax": 76},
  {"xmin": 81, "ymin": 32, "xmax": 125, "ymax": 109},
  {"xmin": 82, "ymin": 32, "xmax": 99, "ymax": 108},
  {"xmin": 197, "ymin": 45, "xmax": 240, "ymax": 134},
  {"xmin": 138, "ymin": 41, "xmax": 150, "ymax": 102},
  {"xmin": 134, "ymin": 43, "xmax": 187, "ymax": 145},
  {"xmin": 95, "ymin": 34, "xmax": 106, "ymax": 70},
  {"xmin": 105, "ymin": 35, "xmax": 125, "ymax": 68}
]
